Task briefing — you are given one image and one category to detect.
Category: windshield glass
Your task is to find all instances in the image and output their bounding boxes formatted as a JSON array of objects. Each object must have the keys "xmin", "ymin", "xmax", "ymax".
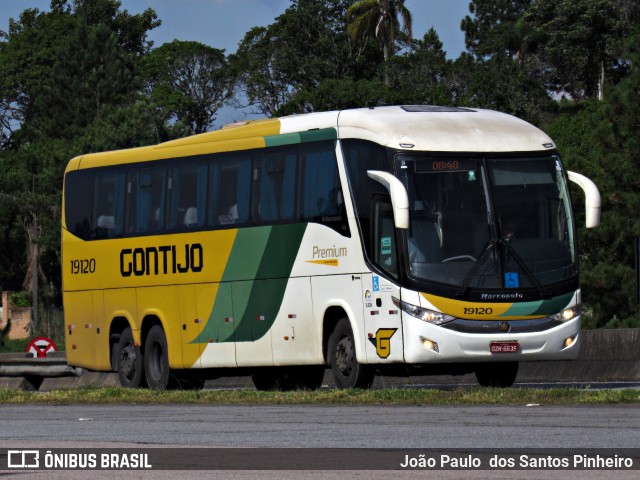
[{"xmin": 397, "ymin": 155, "xmax": 576, "ymax": 290}]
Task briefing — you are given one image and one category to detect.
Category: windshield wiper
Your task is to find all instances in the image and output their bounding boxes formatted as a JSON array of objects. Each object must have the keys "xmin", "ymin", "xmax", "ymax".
[
  {"xmin": 500, "ymin": 237, "xmax": 550, "ymax": 298},
  {"xmin": 455, "ymin": 240, "xmax": 495, "ymax": 298}
]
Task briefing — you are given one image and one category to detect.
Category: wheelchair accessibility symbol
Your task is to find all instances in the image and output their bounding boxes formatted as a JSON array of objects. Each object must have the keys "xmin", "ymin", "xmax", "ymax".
[{"xmin": 505, "ymin": 272, "xmax": 520, "ymax": 288}]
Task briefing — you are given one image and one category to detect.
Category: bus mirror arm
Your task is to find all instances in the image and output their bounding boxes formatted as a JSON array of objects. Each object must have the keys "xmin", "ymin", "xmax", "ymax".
[
  {"xmin": 567, "ymin": 171, "xmax": 601, "ymax": 228},
  {"xmin": 367, "ymin": 170, "xmax": 409, "ymax": 229}
]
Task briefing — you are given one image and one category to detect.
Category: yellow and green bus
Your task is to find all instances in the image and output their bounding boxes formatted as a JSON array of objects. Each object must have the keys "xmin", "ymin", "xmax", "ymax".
[{"xmin": 62, "ymin": 106, "xmax": 600, "ymax": 389}]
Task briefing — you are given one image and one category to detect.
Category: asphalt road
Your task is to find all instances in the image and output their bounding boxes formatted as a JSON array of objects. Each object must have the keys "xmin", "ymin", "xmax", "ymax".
[
  {"xmin": 0, "ymin": 403, "xmax": 638, "ymax": 479},
  {"xmin": 0, "ymin": 403, "xmax": 638, "ymax": 448}
]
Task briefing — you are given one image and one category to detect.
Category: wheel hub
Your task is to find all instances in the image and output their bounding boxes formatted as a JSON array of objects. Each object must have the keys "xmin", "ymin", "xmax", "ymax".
[
  {"xmin": 120, "ymin": 345, "xmax": 136, "ymax": 379},
  {"xmin": 335, "ymin": 337, "xmax": 353, "ymax": 376}
]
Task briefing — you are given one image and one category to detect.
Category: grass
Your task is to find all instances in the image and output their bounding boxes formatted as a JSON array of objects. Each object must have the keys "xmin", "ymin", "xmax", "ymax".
[{"xmin": 0, "ymin": 386, "xmax": 638, "ymax": 405}]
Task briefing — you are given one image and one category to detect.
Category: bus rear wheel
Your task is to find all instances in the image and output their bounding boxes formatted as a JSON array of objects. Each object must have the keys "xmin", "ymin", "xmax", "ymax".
[
  {"xmin": 475, "ymin": 361, "xmax": 519, "ymax": 388},
  {"xmin": 117, "ymin": 327, "xmax": 145, "ymax": 388},
  {"xmin": 144, "ymin": 325, "xmax": 171, "ymax": 390},
  {"xmin": 329, "ymin": 318, "xmax": 374, "ymax": 389}
]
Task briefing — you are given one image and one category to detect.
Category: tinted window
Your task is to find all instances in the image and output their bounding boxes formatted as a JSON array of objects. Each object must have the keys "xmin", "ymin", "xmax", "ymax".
[{"xmin": 64, "ymin": 139, "xmax": 349, "ymax": 239}]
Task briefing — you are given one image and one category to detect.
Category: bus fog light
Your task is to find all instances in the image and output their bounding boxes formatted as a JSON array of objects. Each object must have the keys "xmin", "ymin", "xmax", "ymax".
[
  {"xmin": 562, "ymin": 336, "xmax": 576, "ymax": 349},
  {"xmin": 421, "ymin": 337, "xmax": 439, "ymax": 353}
]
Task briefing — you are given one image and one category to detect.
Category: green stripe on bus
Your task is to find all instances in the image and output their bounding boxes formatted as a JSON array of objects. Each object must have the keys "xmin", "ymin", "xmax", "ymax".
[
  {"xmin": 221, "ymin": 227, "xmax": 272, "ymax": 282},
  {"xmin": 530, "ymin": 292, "xmax": 575, "ymax": 316},
  {"xmin": 231, "ymin": 223, "xmax": 307, "ymax": 342},
  {"xmin": 192, "ymin": 223, "xmax": 308, "ymax": 344},
  {"xmin": 264, "ymin": 128, "xmax": 337, "ymax": 147},
  {"xmin": 499, "ymin": 292, "xmax": 574, "ymax": 317}
]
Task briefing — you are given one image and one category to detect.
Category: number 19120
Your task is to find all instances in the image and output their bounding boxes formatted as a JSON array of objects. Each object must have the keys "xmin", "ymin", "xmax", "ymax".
[
  {"xmin": 463, "ymin": 307, "xmax": 493, "ymax": 315},
  {"xmin": 70, "ymin": 258, "xmax": 96, "ymax": 275}
]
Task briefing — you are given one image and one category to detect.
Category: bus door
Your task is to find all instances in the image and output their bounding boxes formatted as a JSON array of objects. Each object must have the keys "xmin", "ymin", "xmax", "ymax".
[
  {"xmin": 364, "ymin": 196, "xmax": 404, "ymax": 363},
  {"xmin": 362, "ymin": 273, "xmax": 404, "ymax": 363}
]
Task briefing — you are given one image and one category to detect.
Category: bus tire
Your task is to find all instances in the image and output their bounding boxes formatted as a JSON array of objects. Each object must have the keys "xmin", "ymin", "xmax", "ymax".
[
  {"xmin": 117, "ymin": 327, "xmax": 145, "ymax": 388},
  {"xmin": 329, "ymin": 318, "xmax": 374, "ymax": 389},
  {"xmin": 475, "ymin": 361, "xmax": 519, "ymax": 388},
  {"xmin": 144, "ymin": 325, "xmax": 171, "ymax": 390}
]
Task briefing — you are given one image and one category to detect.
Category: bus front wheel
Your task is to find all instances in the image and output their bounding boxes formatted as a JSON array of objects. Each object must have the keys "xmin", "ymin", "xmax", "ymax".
[
  {"xmin": 329, "ymin": 318, "xmax": 374, "ymax": 389},
  {"xmin": 144, "ymin": 325, "xmax": 171, "ymax": 390},
  {"xmin": 117, "ymin": 327, "xmax": 145, "ymax": 388},
  {"xmin": 475, "ymin": 361, "xmax": 519, "ymax": 388}
]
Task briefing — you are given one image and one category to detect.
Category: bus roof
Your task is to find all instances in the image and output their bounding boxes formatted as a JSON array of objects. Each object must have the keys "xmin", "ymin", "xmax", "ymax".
[
  {"xmin": 66, "ymin": 106, "xmax": 555, "ymax": 172},
  {"xmin": 276, "ymin": 105, "xmax": 554, "ymax": 153}
]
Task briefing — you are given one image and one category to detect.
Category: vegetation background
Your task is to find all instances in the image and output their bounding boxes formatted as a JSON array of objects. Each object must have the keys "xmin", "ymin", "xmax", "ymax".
[{"xmin": 0, "ymin": 0, "xmax": 638, "ymax": 341}]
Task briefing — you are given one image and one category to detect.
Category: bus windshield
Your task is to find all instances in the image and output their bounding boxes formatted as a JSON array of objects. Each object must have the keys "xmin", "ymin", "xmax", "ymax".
[{"xmin": 397, "ymin": 154, "xmax": 577, "ymax": 291}]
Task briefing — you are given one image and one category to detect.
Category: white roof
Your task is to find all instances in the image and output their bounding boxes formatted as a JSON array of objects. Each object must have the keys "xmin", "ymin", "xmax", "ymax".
[{"xmin": 280, "ymin": 105, "xmax": 555, "ymax": 153}]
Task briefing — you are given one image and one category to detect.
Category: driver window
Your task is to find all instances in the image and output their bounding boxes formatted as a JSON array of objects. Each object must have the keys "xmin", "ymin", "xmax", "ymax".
[{"xmin": 372, "ymin": 196, "xmax": 398, "ymax": 279}]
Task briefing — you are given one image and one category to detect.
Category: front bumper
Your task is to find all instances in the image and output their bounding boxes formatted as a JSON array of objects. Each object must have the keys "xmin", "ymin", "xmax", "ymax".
[{"xmin": 403, "ymin": 313, "xmax": 581, "ymax": 364}]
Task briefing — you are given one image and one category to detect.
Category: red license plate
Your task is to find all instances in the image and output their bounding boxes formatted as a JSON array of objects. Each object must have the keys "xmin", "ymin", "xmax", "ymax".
[{"xmin": 490, "ymin": 341, "xmax": 519, "ymax": 353}]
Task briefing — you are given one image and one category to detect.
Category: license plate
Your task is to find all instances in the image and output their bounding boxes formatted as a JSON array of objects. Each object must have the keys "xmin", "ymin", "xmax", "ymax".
[{"xmin": 490, "ymin": 341, "xmax": 519, "ymax": 353}]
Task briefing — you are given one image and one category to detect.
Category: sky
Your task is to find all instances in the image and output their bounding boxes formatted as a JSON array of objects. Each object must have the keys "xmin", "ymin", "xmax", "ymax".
[{"xmin": 0, "ymin": 0, "xmax": 472, "ymax": 126}]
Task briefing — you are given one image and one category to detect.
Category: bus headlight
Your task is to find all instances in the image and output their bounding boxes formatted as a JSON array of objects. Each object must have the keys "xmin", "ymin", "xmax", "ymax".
[
  {"xmin": 551, "ymin": 305, "xmax": 581, "ymax": 322},
  {"xmin": 392, "ymin": 296, "xmax": 455, "ymax": 325}
]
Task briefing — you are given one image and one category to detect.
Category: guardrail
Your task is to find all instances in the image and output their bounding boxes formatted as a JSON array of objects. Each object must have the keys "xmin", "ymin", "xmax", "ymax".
[{"xmin": 1, "ymin": 329, "xmax": 639, "ymax": 391}]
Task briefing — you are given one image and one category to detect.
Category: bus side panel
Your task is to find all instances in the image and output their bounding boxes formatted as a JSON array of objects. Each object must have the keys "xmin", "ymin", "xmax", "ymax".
[
  {"xmin": 271, "ymin": 277, "xmax": 323, "ymax": 365},
  {"xmin": 311, "ymin": 274, "xmax": 366, "ymax": 363},
  {"xmin": 136, "ymin": 285, "xmax": 184, "ymax": 369},
  {"xmin": 91, "ymin": 290, "xmax": 110, "ymax": 369},
  {"xmin": 64, "ymin": 291, "xmax": 97, "ymax": 369},
  {"xmin": 104, "ymin": 288, "xmax": 139, "ymax": 344},
  {"xmin": 198, "ymin": 282, "xmax": 237, "ymax": 368},
  {"xmin": 361, "ymin": 273, "xmax": 404, "ymax": 364},
  {"xmin": 234, "ymin": 280, "xmax": 274, "ymax": 367}
]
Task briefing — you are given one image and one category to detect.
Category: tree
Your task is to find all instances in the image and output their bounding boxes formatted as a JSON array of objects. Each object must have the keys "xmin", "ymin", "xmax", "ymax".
[
  {"xmin": 0, "ymin": 0, "xmax": 160, "ymax": 148},
  {"xmin": 233, "ymin": 0, "xmax": 377, "ymax": 116},
  {"xmin": 545, "ymin": 30, "xmax": 640, "ymax": 327},
  {"xmin": 384, "ymin": 28, "xmax": 451, "ymax": 105},
  {"xmin": 0, "ymin": 1, "xmax": 161, "ymax": 326},
  {"xmin": 461, "ymin": 0, "xmax": 534, "ymax": 59},
  {"xmin": 346, "ymin": 0, "xmax": 412, "ymax": 84},
  {"xmin": 523, "ymin": 0, "xmax": 636, "ymax": 100},
  {"xmin": 142, "ymin": 40, "xmax": 232, "ymax": 134}
]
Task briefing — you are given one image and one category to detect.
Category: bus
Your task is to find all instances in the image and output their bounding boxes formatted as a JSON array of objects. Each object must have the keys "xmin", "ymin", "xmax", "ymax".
[{"xmin": 62, "ymin": 105, "xmax": 601, "ymax": 390}]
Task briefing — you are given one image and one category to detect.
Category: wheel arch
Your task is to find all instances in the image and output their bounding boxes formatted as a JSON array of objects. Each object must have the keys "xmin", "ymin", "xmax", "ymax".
[
  {"xmin": 140, "ymin": 313, "xmax": 164, "ymax": 353},
  {"xmin": 322, "ymin": 306, "xmax": 347, "ymax": 365},
  {"xmin": 109, "ymin": 316, "xmax": 131, "ymax": 371}
]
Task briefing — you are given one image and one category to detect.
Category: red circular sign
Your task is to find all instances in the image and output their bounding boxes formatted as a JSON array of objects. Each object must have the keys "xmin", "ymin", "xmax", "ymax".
[{"xmin": 26, "ymin": 336, "xmax": 58, "ymax": 358}]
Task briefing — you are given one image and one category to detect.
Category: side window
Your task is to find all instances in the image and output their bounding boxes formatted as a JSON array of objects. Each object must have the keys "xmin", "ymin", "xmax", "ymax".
[
  {"xmin": 302, "ymin": 144, "xmax": 340, "ymax": 218},
  {"xmin": 167, "ymin": 161, "xmax": 207, "ymax": 230},
  {"xmin": 94, "ymin": 169, "xmax": 125, "ymax": 239},
  {"xmin": 256, "ymin": 150, "xmax": 297, "ymax": 223},
  {"xmin": 65, "ymin": 170, "xmax": 94, "ymax": 240},
  {"xmin": 301, "ymin": 142, "xmax": 349, "ymax": 236},
  {"xmin": 342, "ymin": 139, "xmax": 391, "ymax": 256},
  {"xmin": 133, "ymin": 167, "xmax": 166, "ymax": 234},
  {"xmin": 210, "ymin": 154, "xmax": 251, "ymax": 226},
  {"xmin": 372, "ymin": 195, "xmax": 398, "ymax": 279},
  {"xmin": 64, "ymin": 168, "xmax": 126, "ymax": 240}
]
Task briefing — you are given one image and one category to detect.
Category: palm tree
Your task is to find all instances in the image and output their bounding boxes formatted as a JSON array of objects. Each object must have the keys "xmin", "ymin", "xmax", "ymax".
[{"xmin": 347, "ymin": 0, "xmax": 413, "ymax": 81}]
